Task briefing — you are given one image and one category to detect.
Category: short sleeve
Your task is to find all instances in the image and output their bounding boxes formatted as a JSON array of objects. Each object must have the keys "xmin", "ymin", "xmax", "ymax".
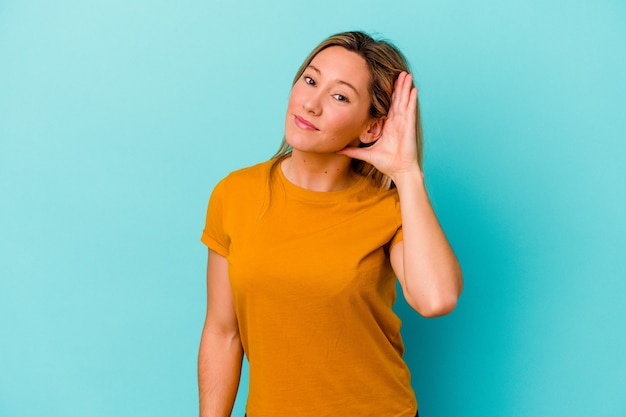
[
  {"xmin": 200, "ymin": 178, "xmax": 230, "ymax": 257},
  {"xmin": 389, "ymin": 226, "xmax": 403, "ymax": 250},
  {"xmin": 388, "ymin": 194, "xmax": 403, "ymax": 249}
]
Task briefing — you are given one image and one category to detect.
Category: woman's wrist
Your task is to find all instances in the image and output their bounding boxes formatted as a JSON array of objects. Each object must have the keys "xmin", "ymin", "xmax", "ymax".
[{"xmin": 391, "ymin": 167, "xmax": 425, "ymax": 190}]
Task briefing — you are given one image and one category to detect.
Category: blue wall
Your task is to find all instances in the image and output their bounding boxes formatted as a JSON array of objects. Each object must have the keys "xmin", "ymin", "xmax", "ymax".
[{"xmin": 1, "ymin": 1, "xmax": 624, "ymax": 416}]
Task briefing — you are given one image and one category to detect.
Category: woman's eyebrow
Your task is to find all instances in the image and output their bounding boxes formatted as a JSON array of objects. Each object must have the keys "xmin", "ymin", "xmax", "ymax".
[{"xmin": 307, "ymin": 64, "xmax": 360, "ymax": 97}]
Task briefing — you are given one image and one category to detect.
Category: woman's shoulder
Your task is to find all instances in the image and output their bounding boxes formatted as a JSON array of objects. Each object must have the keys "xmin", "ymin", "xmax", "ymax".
[
  {"xmin": 209, "ymin": 160, "xmax": 275, "ymax": 214},
  {"xmin": 219, "ymin": 159, "xmax": 274, "ymax": 187},
  {"xmin": 211, "ymin": 160, "xmax": 276, "ymax": 206}
]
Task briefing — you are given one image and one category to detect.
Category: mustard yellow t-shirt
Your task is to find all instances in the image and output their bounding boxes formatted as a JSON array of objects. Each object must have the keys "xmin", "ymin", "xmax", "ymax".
[{"xmin": 201, "ymin": 160, "xmax": 417, "ymax": 417}]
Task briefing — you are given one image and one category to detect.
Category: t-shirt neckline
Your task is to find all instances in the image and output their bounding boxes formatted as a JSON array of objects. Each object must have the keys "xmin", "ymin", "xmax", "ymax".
[{"xmin": 275, "ymin": 159, "xmax": 369, "ymax": 203}]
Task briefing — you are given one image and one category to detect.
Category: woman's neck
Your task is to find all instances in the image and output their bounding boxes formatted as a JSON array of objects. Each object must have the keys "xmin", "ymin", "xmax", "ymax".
[{"xmin": 281, "ymin": 151, "xmax": 357, "ymax": 192}]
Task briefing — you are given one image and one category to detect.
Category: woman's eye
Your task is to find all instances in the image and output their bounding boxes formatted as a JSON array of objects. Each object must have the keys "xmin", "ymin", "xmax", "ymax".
[
  {"xmin": 333, "ymin": 94, "xmax": 349, "ymax": 103},
  {"xmin": 303, "ymin": 76, "xmax": 315, "ymax": 86}
]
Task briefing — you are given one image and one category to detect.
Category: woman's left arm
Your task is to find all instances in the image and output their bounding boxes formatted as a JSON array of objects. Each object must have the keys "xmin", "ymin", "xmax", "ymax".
[
  {"xmin": 338, "ymin": 72, "xmax": 462, "ymax": 317},
  {"xmin": 390, "ymin": 170, "xmax": 463, "ymax": 317}
]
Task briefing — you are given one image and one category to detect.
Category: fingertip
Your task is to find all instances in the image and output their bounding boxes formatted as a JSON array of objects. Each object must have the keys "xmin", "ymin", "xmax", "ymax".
[
  {"xmin": 401, "ymin": 72, "xmax": 413, "ymax": 90},
  {"xmin": 337, "ymin": 146, "xmax": 367, "ymax": 162},
  {"xmin": 336, "ymin": 148, "xmax": 351, "ymax": 157}
]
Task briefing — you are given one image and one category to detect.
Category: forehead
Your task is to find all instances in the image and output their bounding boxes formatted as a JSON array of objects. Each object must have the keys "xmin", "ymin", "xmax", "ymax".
[{"xmin": 309, "ymin": 46, "xmax": 371, "ymax": 91}]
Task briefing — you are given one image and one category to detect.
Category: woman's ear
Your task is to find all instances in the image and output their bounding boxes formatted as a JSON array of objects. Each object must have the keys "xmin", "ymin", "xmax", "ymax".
[{"xmin": 360, "ymin": 117, "xmax": 385, "ymax": 144}]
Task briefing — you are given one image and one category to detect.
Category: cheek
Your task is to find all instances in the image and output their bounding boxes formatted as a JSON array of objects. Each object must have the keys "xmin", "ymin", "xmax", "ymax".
[
  {"xmin": 329, "ymin": 112, "xmax": 366, "ymax": 136},
  {"xmin": 287, "ymin": 85, "xmax": 305, "ymax": 108},
  {"xmin": 285, "ymin": 92, "xmax": 299, "ymax": 124},
  {"xmin": 286, "ymin": 93, "xmax": 295, "ymax": 112}
]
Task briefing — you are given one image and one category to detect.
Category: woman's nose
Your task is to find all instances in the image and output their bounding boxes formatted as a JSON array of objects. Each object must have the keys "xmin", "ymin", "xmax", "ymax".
[{"xmin": 303, "ymin": 92, "xmax": 322, "ymax": 115}]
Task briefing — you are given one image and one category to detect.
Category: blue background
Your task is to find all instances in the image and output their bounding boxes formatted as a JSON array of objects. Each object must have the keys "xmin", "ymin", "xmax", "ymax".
[{"xmin": 1, "ymin": 0, "xmax": 624, "ymax": 416}]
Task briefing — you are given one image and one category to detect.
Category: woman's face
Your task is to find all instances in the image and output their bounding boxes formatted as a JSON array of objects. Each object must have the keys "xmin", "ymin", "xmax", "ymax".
[{"xmin": 284, "ymin": 46, "xmax": 375, "ymax": 154}]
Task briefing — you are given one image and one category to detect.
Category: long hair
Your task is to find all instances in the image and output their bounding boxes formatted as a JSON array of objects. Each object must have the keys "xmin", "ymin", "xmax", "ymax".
[{"xmin": 272, "ymin": 31, "xmax": 423, "ymax": 190}]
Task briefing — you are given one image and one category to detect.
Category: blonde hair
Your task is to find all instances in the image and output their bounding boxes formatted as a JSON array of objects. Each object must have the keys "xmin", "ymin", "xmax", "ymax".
[{"xmin": 272, "ymin": 31, "xmax": 423, "ymax": 190}]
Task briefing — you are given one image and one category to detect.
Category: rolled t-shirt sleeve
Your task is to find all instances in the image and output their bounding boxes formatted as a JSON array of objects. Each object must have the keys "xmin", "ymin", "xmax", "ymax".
[
  {"xmin": 389, "ymin": 193, "xmax": 403, "ymax": 250},
  {"xmin": 201, "ymin": 178, "xmax": 230, "ymax": 257},
  {"xmin": 389, "ymin": 226, "xmax": 403, "ymax": 250}
]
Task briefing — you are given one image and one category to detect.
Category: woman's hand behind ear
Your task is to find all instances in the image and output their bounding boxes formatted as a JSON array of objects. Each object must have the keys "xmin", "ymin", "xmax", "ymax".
[{"xmin": 337, "ymin": 72, "xmax": 420, "ymax": 180}]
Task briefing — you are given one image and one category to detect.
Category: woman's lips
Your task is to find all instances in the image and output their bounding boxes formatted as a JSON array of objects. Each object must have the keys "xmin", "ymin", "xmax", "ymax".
[{"xmin": 294, "ymin": 115, "xmax": 319, "ymax": 131}]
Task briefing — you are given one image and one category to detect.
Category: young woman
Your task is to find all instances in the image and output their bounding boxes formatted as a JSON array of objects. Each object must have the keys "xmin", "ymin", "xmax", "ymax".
[{"xmin": 199, "ymin": 31, "xmax": 463, "ymax": 417}]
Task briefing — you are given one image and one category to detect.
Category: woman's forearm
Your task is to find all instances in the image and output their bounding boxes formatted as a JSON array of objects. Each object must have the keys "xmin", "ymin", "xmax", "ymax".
[
  {"xmin": 392, "ymin": 169, "xmax": 463, "ymax": 317},
  {"xmin": 198, "ymin": 327, "xmax": 244, "ymax": 417}
]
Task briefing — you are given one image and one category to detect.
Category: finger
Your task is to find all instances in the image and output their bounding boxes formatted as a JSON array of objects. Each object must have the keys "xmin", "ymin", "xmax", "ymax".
[
  {"xmin": 389, "ymin": 72, "xmax": 404, "ymax": 115},
  {"xmin": 398, "ymin": 73, "xmax": 413, "ymax": 110},
  {"xmin": 408, "ymin": 86, "xmax": 417, "ymax": 116},
  {"xmin": 336, "ymin": 146, "xmax": 372, "ymax": 163},
  {"xmin": 392, "ymin": 72, "xmax": 412, "ymax": 115},
  {"xmin": 394, "ymin": 72, "xmax": 405, "ymax": 93}
]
